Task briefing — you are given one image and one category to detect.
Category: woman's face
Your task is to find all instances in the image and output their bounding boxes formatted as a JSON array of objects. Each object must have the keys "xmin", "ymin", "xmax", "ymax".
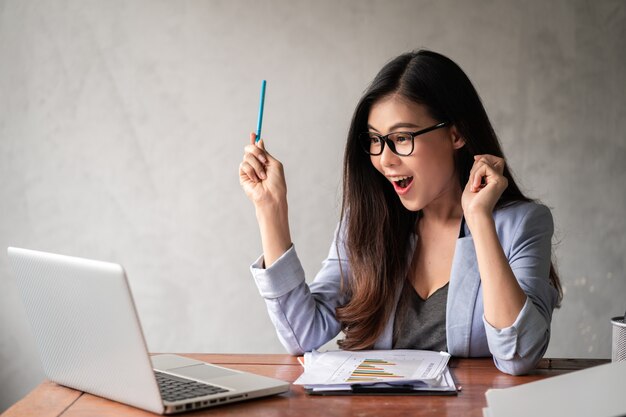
[{"xmin": 368, "ymin": 95, "xmax": 465, "ymax": 212}]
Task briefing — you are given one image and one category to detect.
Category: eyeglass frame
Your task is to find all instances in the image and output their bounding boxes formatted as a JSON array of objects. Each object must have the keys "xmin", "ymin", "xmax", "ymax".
[{"xmin": 359, "ymin": 121, "xmax": 450, "ymax": 156}]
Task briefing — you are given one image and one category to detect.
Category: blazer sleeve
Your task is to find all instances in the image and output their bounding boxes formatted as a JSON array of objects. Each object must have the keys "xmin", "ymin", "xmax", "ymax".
[
  {"xmin": 249, "ymin": 224, "xmax": 349, "ymax": 355},
  {"xmin": 483, "ymin": 203, "xmax": 559, "ymax": 375}
]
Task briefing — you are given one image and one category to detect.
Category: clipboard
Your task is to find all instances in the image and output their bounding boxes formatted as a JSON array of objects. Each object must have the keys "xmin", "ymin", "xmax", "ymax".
[
  {"xmin": 305, "ymin": 385, "xmax": 459, "ymax": 396},
  {"xmin": 304, "ymin": 368, "xmax": 460, "ymax": 396}
]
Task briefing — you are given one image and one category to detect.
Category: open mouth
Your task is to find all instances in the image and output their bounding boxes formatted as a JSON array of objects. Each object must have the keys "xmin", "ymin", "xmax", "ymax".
[
  {"xmin": 396, "ymin": 177, "xmax": 412, "ymax": 188},
  {"xmin": 391, "ymin": 176, "xmax": 414, "ymax": 193}
]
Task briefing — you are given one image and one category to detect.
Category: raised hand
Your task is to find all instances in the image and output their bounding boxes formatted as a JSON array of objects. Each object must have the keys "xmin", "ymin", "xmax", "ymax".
[
  {"xmin": 239, "ymin": 133, "xmax": 287, "ymax": 209},
  {"xmin": 461, "ymin": 154, "xmax": 508, "ymax": 217}
]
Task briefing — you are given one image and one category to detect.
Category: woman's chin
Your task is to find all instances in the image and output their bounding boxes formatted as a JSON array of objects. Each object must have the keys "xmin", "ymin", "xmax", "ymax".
[{"xmin": 398, "ymin": 196, "xmax": 424, "ymax": 212}]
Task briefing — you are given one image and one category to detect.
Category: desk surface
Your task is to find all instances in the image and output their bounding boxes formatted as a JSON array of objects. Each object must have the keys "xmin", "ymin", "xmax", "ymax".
[{"xmin": 3, "ymin": 354, "xmax": 609, "ymax": 417}]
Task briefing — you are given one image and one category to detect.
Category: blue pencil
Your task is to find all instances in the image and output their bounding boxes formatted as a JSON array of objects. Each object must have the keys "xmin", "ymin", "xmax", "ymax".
[{"xmin": 256, "ymin": 80, "xmax": 267, "ymax": 143}]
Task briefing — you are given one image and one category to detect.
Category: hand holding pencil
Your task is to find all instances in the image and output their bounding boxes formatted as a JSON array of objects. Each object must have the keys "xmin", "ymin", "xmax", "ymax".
[
  {"xmin": 239, "ymin": 80, "xmax": 292, "ymax": 267},
  {"xmin": 239, "ymin": 81, "xmax": 288, "ymax": 209}
]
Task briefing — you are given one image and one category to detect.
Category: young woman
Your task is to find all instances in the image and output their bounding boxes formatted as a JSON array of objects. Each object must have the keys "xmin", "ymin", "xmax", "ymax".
[{"xmin": 238, "ymin": 50, "xmax": 562, "ymax": 375}]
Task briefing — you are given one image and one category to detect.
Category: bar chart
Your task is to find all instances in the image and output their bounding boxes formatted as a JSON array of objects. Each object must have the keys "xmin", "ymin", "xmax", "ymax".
[{"xmin": 346, "ymin": 359, "xmax": 406, "ymax": 382}]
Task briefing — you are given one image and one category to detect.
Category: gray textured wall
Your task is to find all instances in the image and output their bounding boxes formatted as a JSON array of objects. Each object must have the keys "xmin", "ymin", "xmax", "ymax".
[{"xmin": 1, "ymin": 0, "xmax": 625, "ymax": 411}]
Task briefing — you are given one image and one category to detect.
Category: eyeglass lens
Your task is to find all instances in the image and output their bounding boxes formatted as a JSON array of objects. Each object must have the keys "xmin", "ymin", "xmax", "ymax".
[{"xmin": 365, "ymin": 133, "xmax": 413, "ymax": 156}]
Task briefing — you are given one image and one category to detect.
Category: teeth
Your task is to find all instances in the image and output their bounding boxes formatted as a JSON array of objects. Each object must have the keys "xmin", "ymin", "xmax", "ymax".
[{"xmin": 390, "ymin": 176, "xmax": 413, "ymax": 189}]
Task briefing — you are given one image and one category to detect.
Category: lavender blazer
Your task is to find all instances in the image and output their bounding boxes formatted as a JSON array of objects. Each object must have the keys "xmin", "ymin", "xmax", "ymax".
[{"xmin": 250, "ymin": 201, "xmax": 559, "ymax": 375}]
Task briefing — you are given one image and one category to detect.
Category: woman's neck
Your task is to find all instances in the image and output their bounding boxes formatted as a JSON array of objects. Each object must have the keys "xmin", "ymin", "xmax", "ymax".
[{"xmin": 420, "ymin": 183, "xmax": 463, "ymax": 227}]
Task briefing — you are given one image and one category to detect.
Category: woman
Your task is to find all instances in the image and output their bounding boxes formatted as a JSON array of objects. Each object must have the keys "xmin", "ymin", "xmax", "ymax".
[{"xmin": 238, "ymin": 50, "xmax": 562, "ymax": 376}]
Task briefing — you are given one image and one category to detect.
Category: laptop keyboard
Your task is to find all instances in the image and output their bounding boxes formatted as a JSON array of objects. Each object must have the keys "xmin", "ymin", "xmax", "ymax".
[{"xmin": 155, "ymin": 370, "xmax": 230, "ymax": 402}]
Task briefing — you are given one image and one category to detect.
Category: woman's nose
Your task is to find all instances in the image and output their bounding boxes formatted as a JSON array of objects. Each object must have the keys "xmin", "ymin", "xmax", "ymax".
[{"xmin": 379, "ymin": 141, "xmax": 400, "ymax": 167}]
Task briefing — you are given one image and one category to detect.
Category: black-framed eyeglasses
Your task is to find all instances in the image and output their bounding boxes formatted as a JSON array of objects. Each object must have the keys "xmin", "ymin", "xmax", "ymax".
[{"xmin": 359, "ymin": 121, "xmax": 450, "ymax": 156}]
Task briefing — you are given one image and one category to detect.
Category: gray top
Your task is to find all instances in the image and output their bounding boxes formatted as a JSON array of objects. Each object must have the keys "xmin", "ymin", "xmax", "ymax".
[{"xmin": 393, "ymin": 282, "xmax": 449, "ymax": 351}]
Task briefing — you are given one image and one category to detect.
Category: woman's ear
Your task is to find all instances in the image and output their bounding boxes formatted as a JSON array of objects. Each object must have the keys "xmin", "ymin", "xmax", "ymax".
[{"xmin": 450, "ymin": 125, "xmax": 465, "ymax": 150}]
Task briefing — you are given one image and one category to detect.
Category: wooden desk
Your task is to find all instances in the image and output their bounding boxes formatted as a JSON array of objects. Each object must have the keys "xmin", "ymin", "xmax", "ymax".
[{"xmin": 2, "ymin": 354, "xmax": 608, "ymax": 417}]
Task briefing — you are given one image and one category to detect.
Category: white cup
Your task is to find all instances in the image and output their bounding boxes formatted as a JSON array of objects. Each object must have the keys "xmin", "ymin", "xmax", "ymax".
[{"xmin": 611, "ymin": 313, "xmax": 626, "ymax": 362}]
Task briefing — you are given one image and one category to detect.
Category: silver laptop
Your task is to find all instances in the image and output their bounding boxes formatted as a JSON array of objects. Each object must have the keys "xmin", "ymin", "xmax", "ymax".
[{"xmin": 7, "ymin": 247, "xmax": 289, "ymax": 414}]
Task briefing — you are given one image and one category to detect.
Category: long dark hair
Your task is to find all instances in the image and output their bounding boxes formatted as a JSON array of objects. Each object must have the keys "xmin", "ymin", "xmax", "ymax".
[{"xmin": 336, "ymin": 50, "xmax": 562, "ymax": 350}]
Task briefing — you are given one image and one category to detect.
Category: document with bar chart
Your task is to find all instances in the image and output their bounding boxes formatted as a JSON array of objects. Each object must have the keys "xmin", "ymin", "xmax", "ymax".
[{"xmin": 294, "ymin": 349, "xmax": 456, "ymax": 395}]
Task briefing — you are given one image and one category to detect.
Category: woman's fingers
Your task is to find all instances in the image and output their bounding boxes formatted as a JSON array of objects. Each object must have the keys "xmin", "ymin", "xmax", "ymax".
[
  {"xmin": 474, "ymin": 154, "xmax": 505, "ymax": 174},
  {"xmin": 240, "ymin": 132, "xmax": 272, "ymax": 184},
  {"xmin": 469, "ymin": 155, "xmax": 505, "ymax": 192},
  {"xmin": 462, "ymin": 154, "xmax": 509, "ymax": 216},
  {"xmin": 242, "ymin": 152, "xmax": 267, "ymax": 180},
  {"xmin": 246, "ymin": 136, "xmax": 268, "ymax": 165},
  {"xmin": 239, "ymin": 160, "xmax": 261, "ymax": 183},
  {"xmin": 256, "ymin": 138, "xmax": 270, "ymax": 160},
  {"xmin": 467, "ymin": 165, "xmax": 481, "ymax": 192}
]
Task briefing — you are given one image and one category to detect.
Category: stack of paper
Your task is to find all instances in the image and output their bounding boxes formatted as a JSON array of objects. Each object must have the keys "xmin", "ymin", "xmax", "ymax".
[
  {"xmin": 294, "ymin": 349, "xmax": 458, "ymax": 395},
  {"xmin": 483, "ymin": 360, "xmax": 626, "ymax": 417}
]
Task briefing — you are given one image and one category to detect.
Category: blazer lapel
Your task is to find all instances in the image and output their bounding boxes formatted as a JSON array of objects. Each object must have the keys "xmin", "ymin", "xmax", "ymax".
[{"xmin": 446, "ymin": 235, "xmax": 481, "ymax": 357}]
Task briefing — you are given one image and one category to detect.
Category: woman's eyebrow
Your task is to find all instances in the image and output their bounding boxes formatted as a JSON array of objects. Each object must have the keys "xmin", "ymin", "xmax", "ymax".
[{"xmin": 367, "ymin": 122, "xmax": 422, "ymax": 132}]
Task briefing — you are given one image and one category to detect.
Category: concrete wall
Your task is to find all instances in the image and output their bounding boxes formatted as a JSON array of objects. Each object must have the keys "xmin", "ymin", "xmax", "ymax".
[{"xmin": 1, "ymin": 0, "xmax": 624, "ymax": 411}]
